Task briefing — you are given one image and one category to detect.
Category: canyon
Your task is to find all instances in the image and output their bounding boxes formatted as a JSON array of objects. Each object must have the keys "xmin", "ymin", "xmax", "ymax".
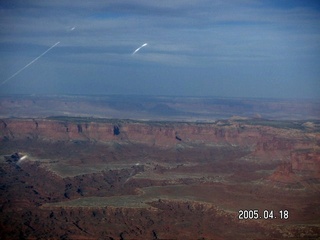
[{"xmin": 1, "ymin": 116, "xmax": 320, "ymax": 239}]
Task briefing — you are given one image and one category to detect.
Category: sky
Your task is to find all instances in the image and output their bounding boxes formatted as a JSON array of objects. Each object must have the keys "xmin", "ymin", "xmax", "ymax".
[{"xmin": 0, "ymin": 0, "xmax": 319, "ymax": 99}]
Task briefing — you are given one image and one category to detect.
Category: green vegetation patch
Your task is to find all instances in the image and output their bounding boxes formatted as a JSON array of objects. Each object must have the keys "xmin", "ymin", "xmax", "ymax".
[
  {"xmin": 44, "ymin": 195, "xmax": 150, "ymax": 208},
  {"xmin": 43, "ymin": 184, "xmax": 263, "ymax": 211},
  {"xmin": 236, "ymin": 119, "xmax": 307, "ymax": 130},
  {"xmin": 46, "ymin": 116, "xmax": 136, "ymax": 124},
  {"xmin": 47, "ymin": 162, "xmax": 135, "ymax": 178}
]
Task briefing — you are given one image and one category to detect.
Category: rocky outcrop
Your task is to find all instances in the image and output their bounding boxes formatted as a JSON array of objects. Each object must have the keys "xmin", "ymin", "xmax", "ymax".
[
  {"xmin": 268, "ymin": 162, "xmax": 299, "ymax": 183},
  {"xmin": 1, "ymin": 118, "xmax": 317, "ymax": 150},
  {"xmin": 1, "ymin": 118, "xmax": 319, "ymax": 166},
  {"xmin": 291, "ymin": 150, "xmax": 320, "ymax": 178},
  {"xmin": 1, "ymin": 118, "xmax": 319, "ymax": 177}
]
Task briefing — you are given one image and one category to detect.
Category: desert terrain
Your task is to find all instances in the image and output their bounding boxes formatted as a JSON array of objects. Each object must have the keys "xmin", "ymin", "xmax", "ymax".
[{"xmin": 0, "ymin": 95, "xmax": 320, "ymax": 239}]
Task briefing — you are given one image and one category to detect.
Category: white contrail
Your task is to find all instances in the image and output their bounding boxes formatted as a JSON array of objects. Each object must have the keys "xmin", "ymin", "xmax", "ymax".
[
  {"xmin": 132, "ymin": 43, "xmax": 148, "ymax": 55},
  {"xmin": 1, "ymin": 41, "xmax": 60, "ymax": 86}
]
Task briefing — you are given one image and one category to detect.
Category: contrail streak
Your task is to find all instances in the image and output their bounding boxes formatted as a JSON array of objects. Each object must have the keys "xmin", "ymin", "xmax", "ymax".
[
  {"xmin": 1, "ymin": 41, "xmax": 60, "ymax": 86},
  {"xmin": 132, "ymin": 43, "xmax": 148, "ymax": 55}
]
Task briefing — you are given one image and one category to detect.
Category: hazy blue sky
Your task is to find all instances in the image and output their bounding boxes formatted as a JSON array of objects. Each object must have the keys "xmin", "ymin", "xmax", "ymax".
[{"xmin": 0, "ymin": 0, "xmax": 319, "ymax": 98}]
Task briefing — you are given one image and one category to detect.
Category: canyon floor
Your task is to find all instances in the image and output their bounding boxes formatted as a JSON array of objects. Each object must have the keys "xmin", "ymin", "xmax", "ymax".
[{"xmin": 0, "ymin": 95, "xmax": 320, "ymax": 239}]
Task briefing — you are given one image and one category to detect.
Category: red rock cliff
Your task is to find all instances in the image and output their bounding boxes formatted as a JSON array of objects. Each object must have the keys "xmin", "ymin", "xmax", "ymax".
[{"xmin": 0, "ymin": 119, "xmax": 318, "ymax": 151}]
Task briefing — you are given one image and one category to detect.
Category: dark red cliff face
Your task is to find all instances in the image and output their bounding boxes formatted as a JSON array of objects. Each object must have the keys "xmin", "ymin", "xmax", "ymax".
[
  {"xmin": 0, "ymin": 118, "xmax": 318, "ymax": 148},
  {"xmin": 1, "ymin": 118, "xmax": 319, "ymax": 164},
  {"xmin": 0, "ymin": 118, "xmax": 319, "ymax": 239}
]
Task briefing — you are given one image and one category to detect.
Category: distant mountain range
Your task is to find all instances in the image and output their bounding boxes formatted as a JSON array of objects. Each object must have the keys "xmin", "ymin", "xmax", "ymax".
[{"xmin": 0, "ymin": 95, "xmax": 319, "ymax": 120}]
